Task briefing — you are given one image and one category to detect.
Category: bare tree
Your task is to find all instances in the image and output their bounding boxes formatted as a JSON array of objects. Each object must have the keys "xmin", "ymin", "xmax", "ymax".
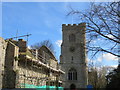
[
  {"xmin": 31, "ymin": 40, "xmax": 55, "ymax": 54},
  {"xmin": 67, "ymin": 2, "xmax": 120, "ymax": 59},
  {"xmin": 88, "ymin": 64, "xmax": 115, "ymax": 88}
]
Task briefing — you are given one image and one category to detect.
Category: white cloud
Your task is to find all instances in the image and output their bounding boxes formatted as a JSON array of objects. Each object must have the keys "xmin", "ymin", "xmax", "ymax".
[
  {"xmin": 97, "ymin": 53, "xmax": 118, "ymax": 62},
  {"xmin": 97, "ymin": 57, "xmax": 103, "ymax": 62},
  {"xmin": 102, "ymin": 53, "xmax": 118, "ymax": 61},
  {"xmin": 55, "ymin": 40, "xmax": 62, "ymax": 47},
  {"xmin": 111, "ymin": 65, "xmax": 118, "ymax": 68}
]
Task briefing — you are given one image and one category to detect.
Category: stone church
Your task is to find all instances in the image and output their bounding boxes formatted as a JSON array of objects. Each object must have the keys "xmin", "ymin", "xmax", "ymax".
[{"xmin": 60, "ymin": 23, "xmax": 88, "ymax": 89}]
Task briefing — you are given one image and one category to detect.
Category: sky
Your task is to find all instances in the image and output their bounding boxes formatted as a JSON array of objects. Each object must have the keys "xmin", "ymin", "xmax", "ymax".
[{"xmin": 1, "ymin": 1, "xmax": 119, "ymax": 68}]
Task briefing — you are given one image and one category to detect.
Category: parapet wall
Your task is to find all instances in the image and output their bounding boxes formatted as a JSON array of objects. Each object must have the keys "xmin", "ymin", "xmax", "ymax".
[{"xmin": 62, "ymin": 23, "xmax": 86, "ymax": 30}]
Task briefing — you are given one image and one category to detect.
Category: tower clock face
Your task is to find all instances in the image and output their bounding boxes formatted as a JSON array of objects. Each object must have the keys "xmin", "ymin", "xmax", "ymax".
[{"xmin": 69, "ymin": 46, "xmax": 75, "ymax": 52}]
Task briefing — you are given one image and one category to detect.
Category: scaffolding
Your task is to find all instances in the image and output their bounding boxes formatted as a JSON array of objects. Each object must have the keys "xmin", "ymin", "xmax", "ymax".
[
  {"xmin": 6, "ymin": 34, "xmax": 64, "ymax": 89},
  {"xmin": 17, "ymin": 48, "xmax": 64, "ymax": 89},
  {"xmin": 2, "ymin": 33, "xmax": 64, "ymax": 89}
]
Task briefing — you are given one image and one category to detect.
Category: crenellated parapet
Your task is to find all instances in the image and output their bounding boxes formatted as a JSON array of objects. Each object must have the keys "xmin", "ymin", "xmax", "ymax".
[
  {"xmin": 62, "ymin": 23, "xmax": 86, "ymax": 31},
  {"xmin": 62, "ymin": 23, "xmax": 86, "ymax": 26}
]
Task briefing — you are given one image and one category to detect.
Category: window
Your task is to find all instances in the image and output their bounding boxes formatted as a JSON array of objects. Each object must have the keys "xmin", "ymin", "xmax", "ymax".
[
  {"xmin": 68, "ymin": 68, "xmax": 77, "ymax": 80},
  {"xmin": 69, "ymin": 34, "xmax": 76, "ymax": 42}
]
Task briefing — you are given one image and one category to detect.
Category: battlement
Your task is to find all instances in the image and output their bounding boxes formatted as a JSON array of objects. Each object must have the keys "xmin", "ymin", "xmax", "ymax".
[
  {"xmin": 62, "ymin": 23, "xmax": 86, "ymax": 31},
  {"xmin": 62, "ymin": 23, "xmax": 86, "ymax": 27}
]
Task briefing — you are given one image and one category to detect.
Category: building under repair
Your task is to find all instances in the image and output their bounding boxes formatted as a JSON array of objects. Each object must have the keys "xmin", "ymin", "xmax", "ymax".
[{"xmin": 0, "ymin": 37, "xmax": 64, "ymax": 89}]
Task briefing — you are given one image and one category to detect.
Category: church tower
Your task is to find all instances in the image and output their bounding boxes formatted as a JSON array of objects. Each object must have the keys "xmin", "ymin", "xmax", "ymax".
[{"xmin": 60, "ymin": 23, "xmax": 88, "ymax": 89}]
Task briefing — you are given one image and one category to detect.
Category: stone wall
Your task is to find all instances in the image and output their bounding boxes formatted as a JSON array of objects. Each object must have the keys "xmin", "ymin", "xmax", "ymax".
[
  {"xmin": 0, "ymin": 37, "xmax": 7, "ymax": 88},
  {"xmin": 16, "ymin": 65, "xmax": 58, "ymax": 88},
  {"xmin": 17, "ymin": 66, "xmax": 47, "ymax": 87},
  {"xmin": 2, "ymin": 41, "xmax": 19, "ymax": 88}
]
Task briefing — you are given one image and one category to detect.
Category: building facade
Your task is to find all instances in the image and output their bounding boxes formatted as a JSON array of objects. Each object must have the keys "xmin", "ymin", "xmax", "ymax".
[
  {"xmin": 0, "ymin": 37, "xmax": 7, "ymax": 88},
  {"xmin": 60, "ymin": 23, "xmax": 88, "ymax": 89},
  {"xmin": 0, "ymin": 38, "xmax": 64, "ymax": 89}
]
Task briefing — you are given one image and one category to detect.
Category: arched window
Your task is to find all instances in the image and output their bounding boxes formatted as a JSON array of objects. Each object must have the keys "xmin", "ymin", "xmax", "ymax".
[
  {"xmin": 69, "ymin": 34, "xmax": 76, "ymax": 42},
  {"xmin": 68, "ymin": 68, "xmax": 77, "ymax": 80}
]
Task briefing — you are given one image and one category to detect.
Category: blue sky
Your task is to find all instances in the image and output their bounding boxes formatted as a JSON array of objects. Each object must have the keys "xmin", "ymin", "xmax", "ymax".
[
  {"xmin": 2, "ymin": 2, "xmax": 90, "ymax": 58},
  {"xmin": 2, "ymin": 2, "xmax": 118, "ymax": 68}
]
